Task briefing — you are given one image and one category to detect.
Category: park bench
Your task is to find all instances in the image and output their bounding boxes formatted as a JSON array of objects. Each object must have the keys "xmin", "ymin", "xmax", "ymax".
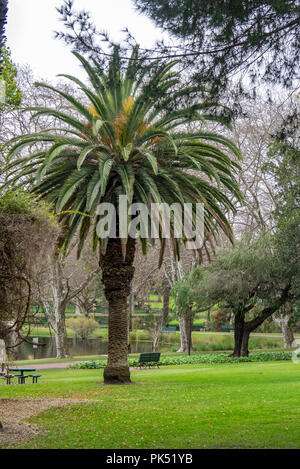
[
  {"xmin": 162, "ymin": 326, "xmax": 177, "ymax": 333},
  {"xmin": 29, "ymin": 374, "xmax": 41, "ymax": 383},
  {"xmin": 221, "ymin": 325, "xmax": 235, "ymax": 332},
  {"xmin": 133, "ymin": 352, "xmax": 161, "ymax": 369}
]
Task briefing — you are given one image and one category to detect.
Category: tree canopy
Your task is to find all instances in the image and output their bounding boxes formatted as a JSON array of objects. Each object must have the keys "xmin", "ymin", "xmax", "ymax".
[
  {"xmin": 133, "ymin": 0, "xmax": 300, "ymax": 93},
  {"xmin": 56, "ymin": 0, "xmax": 300, "ymax": 99},
  {"xmin": 0, "ymin": 0, "xmax": 8, "ymax": 67}
]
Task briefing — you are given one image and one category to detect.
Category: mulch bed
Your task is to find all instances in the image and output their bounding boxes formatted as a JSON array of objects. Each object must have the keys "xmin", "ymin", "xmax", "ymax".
[{"xmin": 0, "ymin": 398, "xmax": 92, "ymax": 447}]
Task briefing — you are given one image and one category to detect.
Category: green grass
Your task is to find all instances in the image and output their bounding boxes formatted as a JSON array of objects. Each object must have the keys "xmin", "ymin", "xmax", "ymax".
[
  {"xmin": 1, "ymin": 361, "xmax": 300, "ymax": 448},
  {"xmin": 21, "ymin": 325, "xmax": 109, "ymax": 339}
]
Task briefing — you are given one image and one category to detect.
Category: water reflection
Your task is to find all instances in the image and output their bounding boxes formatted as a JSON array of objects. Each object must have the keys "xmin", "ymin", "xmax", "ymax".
[{"xmin": 19, "ymin": 337, "xmax": 161, "ymax": 360}]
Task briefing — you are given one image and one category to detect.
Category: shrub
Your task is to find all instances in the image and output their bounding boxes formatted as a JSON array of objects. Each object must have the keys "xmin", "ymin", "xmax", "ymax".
[
  {"xmin": 71, "ymin": 351, "xmax": 292, "ymax": 369},
  {"xmin": 66, "ymin": 316, "xmax": 99, "ymax": 340}
]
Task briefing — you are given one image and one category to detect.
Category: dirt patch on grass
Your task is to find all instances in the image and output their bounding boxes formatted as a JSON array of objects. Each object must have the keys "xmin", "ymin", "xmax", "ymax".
[{"xmin": 0, "ymin": 398, "xmax": 92, "ymax": 447}]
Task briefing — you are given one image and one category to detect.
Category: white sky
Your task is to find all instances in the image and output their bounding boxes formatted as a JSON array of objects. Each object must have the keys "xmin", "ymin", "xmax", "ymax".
[{"xmin": 6, "ymin": 0, "xmax": 162, "ymax": 81}]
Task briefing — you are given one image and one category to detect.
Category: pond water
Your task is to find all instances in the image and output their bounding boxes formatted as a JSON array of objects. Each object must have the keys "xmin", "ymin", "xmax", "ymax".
[{"xmin": 18, "ymin": 337, "xmax": 172, "ymax": 360}]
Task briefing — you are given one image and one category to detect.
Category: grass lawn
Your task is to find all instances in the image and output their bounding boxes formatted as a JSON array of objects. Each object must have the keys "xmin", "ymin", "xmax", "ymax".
[{"xmin": 1, "ymin": 361, "xmax": 300, "ymax": 448}]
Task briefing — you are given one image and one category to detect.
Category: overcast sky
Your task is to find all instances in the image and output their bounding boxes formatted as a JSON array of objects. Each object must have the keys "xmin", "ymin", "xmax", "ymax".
[{"xmin": 6, "ymin": 0, "xmax": 162, "ymax": 81}]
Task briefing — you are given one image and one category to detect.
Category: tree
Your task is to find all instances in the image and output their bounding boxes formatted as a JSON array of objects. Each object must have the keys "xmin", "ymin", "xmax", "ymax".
[
  {"xmin": 185, "ymin": 234, "xmax": 296, "ymax": 356},
  {"xmin": 133, "ymin": 0, "xmax": 300, "ymax": 94},
  {"xmin": 0, "ymin": 0, "xmax": 21, "ymax": 108},
  {"xmin": 56, "ymin": 0, "xmax": 300, "ymax": 99},
  {"xmin": 0, "ymin": 0, "xmax": 8, "ymax": 64},
  {"xmin": 4, "ymin": 48, "xmax": 242, "ymax": 383},
  {"xmin": 0, "ymin": 47, "xmax": 22, "ymax": 108},
  {"xmin": 265, "ymin": 124, "xmax": 300, "ymax": 345},
  {"xmin": 0, "ymin": 191, "xmax": 59, "ymax": 358},
  {"xmin": 66, "ymin": 316, "xmax": 99, "ymax": 340}
]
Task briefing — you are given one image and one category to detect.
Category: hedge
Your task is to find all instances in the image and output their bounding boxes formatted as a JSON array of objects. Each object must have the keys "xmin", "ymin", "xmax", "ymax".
[{"xmin": 70, "ymin": 351, "xmax": 292, "ymax": 369}]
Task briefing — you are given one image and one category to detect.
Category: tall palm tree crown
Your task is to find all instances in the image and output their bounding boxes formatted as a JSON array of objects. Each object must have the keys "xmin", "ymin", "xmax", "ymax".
[
  {"xmin": 5, "ymin": 47, "xmax": 242, "ymax": 383},
  {"xmin": 6, "ymin": 47, "xmax": 241, "ymax": 257}
]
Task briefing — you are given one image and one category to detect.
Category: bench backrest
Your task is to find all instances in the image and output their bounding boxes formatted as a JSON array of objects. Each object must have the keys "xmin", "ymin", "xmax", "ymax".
[
  {"xmin": 139, "ymin": 352, "xmax": 161, "ymax": 363},
  {"xmin": 162, "ymin": 326, "xmax": 177, "ymax": 332}
]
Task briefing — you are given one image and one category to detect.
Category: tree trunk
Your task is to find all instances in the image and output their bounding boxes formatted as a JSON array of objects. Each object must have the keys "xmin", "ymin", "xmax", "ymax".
[
  {"xmin": 53, "ymin": 308, "xmax": 69, "ymax": 358},
  {"xmin": 177, "ymin": 316, "xmax": 188, "ymax": 352},
  {"xmin": 42, "ymin": 255, "xmax": 69, "ymax": 358},
  {"xmin": 184, "ymin": 307, "xmax": 193, "ymax": 356},
  {"xmin": 233, "ymin": 284, "xmax": 291, "ymax": 356},
  {"xmin": 100, "ymin": 237, "xmax": 135, "ymax": 384},
  {"xmin": 0, "ymin": 321, "xmax": 21, "ymax": 360},
  {"xmin": 162, "ymin": 276, "xmax": 171, "ymax": 325},
  {"xmin": 282, "ymin": 322, "xmax": 295, "ymax": 348},
  {"xmin": 241, "ymin": 329, "xmax": 250, "ymax": 356},
  {"xmin": 273, "ymin": 312, "xmax": 295, "ymax": 348},
  {"xmin": 230, "ymin": 311, "xmax": 244, "ymax": 357}
]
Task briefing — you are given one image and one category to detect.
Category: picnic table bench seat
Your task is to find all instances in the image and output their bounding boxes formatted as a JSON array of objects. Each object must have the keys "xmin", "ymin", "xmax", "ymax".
[
  {"xmin": 133, "ymin": 352, "xmax": 161, "ymax": 369},
  {"xmin": 0, "ymin": 373, "xmax": 16, "ymax": 384},
  {"xmin": 29, "ymin": 374, "xmax": 41, "ymax": 383}
]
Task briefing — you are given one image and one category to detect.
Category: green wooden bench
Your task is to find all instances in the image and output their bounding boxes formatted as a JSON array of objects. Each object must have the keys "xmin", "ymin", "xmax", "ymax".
[
  {"xmin": 133, "ymin": 352, "xmax": 161, "ymax": 369},
  {"xmin": 162, "ymin": 326, "xmax": 177, "ymax": 333},
  {"xmin": 221, "ymin": 325, "xmax": 235, "ymax": 332}
]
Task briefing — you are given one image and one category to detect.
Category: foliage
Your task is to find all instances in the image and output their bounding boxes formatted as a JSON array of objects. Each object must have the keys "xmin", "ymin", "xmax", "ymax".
[
  {"xmin": 267, "ymin": 135, "xmax": 300, "ymax": 302},
  {"xmin": 0, "ymin": 190, "xmax": 57, "ymax": 222},
  {"xmin": 0, "ymin": 47, "xmax": 22, "ymax": 108},
  {"xmin": 71, "ymin": 350, "xmax": 292, "ymax": 369},
  {"xmin": 57, "ymin": 0, "xmax": 299, "ymax": 99},
  {"xmin": 0, "ymin": 0, "xmax": 7, "ymax": 61},
  {"xmin": 0, "ymin": 191, "xmax": 59, "ymax": 326},
  {"xmin": 183, "ymin": 233, "xmax": 292, "ymax": 313},
  {"xmin": 4, "ymin": 47, "xmax": 242, "ymax": 262},
  {"xmin": 133, "ymin": 0, "xmax": 300, "ymax": 94},
  {"xmin": 65, "ymin": 316, "xmax": 99, "ymax": 340}
]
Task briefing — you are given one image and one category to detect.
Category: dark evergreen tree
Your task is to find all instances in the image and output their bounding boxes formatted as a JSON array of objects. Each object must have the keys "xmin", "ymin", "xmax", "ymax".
[
  {"xmin": 133, "ymin": 0, "xmax": 300, "ymax": 93},
  {"xmin": 0, "ymin": 0, "xmax": 8, "ymax": 70},
  {"xmin": 56, "ymin": 0, "xmax": 300, "ymax": 99}
]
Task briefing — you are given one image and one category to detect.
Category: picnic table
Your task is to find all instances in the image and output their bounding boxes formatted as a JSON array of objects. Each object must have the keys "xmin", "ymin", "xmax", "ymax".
[{"xmin": 9, "ymin": 368, "xmax": 39, "ymax": 384}]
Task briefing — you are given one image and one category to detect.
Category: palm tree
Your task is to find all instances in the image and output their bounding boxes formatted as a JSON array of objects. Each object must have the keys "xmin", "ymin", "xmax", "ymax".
[{"xmin": 5, "ymin": 47, "xmax": 242, "ymax": 383}]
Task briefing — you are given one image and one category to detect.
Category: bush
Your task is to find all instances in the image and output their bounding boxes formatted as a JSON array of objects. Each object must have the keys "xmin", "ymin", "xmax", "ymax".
[
  {"xmin": 71, "ymin": 351, "xmax": 292, "ymax": 369},
  {"xmin": 66, "ymin": 316, "xmax": 99, "ymax": 340}
]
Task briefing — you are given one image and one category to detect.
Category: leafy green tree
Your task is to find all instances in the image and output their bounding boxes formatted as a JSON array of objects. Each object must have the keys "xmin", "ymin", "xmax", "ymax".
[
  {"xmin": 4, "ymin": 48, "xmax": 242, "ymax": 383},
  {"xmin": 0, "ymin": 46, "xmax": 22, "ymax": 108},
  {"xmin": 66, "ymin": 316, "xmax": 99, "ymax": 340},
  {"xmin": 183, "ymin": 234, "xmax": 295, "ymax": 356},
  {"xmin": 267, "ymin": 136, "xmax": 300, "ymax": 305},
  {"xmin": 0, "ymin": 191, "xmax": 59, "ymax": 357}
]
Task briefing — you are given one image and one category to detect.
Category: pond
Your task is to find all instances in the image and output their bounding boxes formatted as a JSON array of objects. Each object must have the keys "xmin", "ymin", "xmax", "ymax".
[{"xmin": 18, "ymin": 337, "xmax": 172, "ymax": 360}]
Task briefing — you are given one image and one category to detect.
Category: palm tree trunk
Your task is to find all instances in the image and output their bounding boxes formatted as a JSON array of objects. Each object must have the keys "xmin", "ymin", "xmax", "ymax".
[{"xmin": 100, "ymin": 237, "xmax": 135, "ymax": 384}]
